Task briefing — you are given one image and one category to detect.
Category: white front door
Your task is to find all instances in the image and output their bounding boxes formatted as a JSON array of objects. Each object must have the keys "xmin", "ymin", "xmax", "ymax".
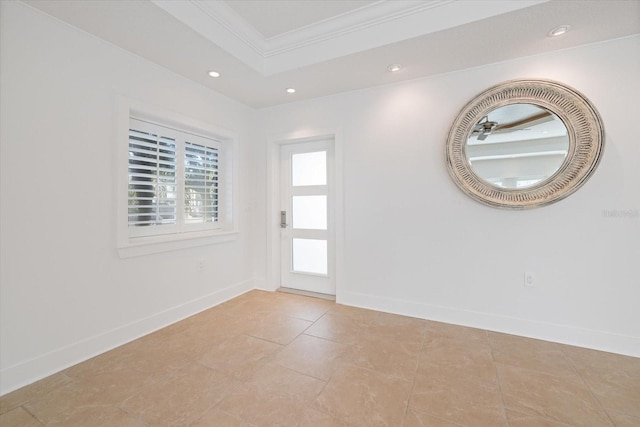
[{"xmin": 279, "ymin": 139, "xmax": 335, "ymax": 295}]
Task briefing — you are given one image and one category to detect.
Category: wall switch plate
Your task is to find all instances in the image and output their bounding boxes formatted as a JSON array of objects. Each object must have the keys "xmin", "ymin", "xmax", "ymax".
[{"xmin": 524, "ymin": 272, "xmax": 535, "ymax": 287}]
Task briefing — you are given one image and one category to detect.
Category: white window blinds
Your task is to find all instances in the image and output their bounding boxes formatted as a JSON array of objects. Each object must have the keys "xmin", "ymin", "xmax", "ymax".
[
  {"xmin": 184, "ymin": 141, "xmax": 219, "ymax": 225},
  {"xmin": 128, "ymin": 118, "xmax": 221, "ymax": 238},
  {"xmin": 128, "ymin": 127, "xmax": 177, "ymax": 228}
]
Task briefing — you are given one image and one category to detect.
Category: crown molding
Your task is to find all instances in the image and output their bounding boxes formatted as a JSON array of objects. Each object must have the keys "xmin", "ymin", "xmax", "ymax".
[
  {"xmin": 152, "ymin": 0, "xmax": 549, "ymax": 76},
  {"xmin": 264, "ymin": 1, "xmax": 450, "ymax": 55},
  {"xmin": 152, "ymin": 0, "xmax": 266, "ymax": 73},
  {"xmin": 193, "ymin": 0, "xmax": 267, "ymax": 54}
]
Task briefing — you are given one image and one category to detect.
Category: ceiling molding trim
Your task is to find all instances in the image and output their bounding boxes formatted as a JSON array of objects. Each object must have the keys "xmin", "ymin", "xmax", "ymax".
[
  {"xmin": 151, "ymin": 0, "xmax": 266, "ymax": 73},
  {"xmin": 193, "ymin": 0, "xmax": 267, "ymax": 53},
  {"xmin": 153, "ymin": 0, "xmax": 551, "ymax": 76},
  {"xmin": 263, "ymin": 0, "xmax": 450, "ymax": 55},
  {"xmin": 262, "ymin": 0, "xmax": 551, "ymax": 75}
]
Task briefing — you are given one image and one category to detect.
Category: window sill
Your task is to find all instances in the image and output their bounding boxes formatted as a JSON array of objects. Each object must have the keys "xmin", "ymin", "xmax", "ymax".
[{"xmin": 117, "ymin": 229, "xmax": 238, "ymax": 258}]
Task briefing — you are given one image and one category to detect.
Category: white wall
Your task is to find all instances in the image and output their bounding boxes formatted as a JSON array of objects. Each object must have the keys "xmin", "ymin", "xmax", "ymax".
[
  {"xmin": 0, "ymin": 2, "xmax": 259, "ymax": 394},
  {"xmin": 257, "ymin": 36, "xmax": 640, "ymax": 356}
]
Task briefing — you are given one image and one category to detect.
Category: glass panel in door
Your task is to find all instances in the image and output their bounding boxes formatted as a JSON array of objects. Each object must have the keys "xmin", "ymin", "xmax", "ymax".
[
  {"xmin": 292, "ymin": 238, "xmax": 327, "ymax": 275},
  {"xmin": 292, "ymin": 195, "xmax": 327, "ymax": 230}
]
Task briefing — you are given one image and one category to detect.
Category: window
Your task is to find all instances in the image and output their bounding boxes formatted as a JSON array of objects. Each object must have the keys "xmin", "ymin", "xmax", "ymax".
[
  {"xmin": 128, "ymin": 118, "xmax": 222, "ymax": 238},
  {"xmin": 117, "ymin": 102, "xmax": 236, "ymax": 257}
]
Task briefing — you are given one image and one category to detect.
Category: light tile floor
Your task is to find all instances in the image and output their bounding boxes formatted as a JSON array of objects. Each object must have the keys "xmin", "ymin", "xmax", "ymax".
[{"xmin": 1, "ymin": 290, "xmax": 639, "ymax": 426}]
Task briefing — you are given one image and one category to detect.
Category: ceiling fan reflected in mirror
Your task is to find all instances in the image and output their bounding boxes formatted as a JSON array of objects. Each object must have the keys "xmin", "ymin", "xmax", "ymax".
[{"xmin": 471, "ymin": 110, "xmax": 553, "ymax": 140}]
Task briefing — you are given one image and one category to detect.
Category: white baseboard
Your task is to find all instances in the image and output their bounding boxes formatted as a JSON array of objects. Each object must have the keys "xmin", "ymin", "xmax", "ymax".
[
  {"xmin": 338, "ymin": 290, "xmax": 640, "ymax": 358},
  {"xmin": 253, "ymin": 277, "xmax": 272, "ymax": 291},
  {"xmin": 0, "ymin": 279, "xmax": 255, "ymax": 396}
]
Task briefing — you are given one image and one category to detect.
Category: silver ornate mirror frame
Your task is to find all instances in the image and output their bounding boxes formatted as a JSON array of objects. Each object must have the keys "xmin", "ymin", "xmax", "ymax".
[{"xmin": 446, "ymin": 79, "xmax": 605, "ymax": 209}]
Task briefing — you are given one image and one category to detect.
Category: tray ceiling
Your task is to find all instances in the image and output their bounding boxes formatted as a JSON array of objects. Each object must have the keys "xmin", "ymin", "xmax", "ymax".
[{"xmin": 22, "ymin": 0, "xmax": 640, "ymax": 108}]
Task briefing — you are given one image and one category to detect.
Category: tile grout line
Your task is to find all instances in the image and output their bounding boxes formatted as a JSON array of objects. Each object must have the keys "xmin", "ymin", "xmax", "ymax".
[
  {"xmin": 491, "ymin": 360, "xmax": 602, "ymax": 423},
  {"xmin": 272, "ymin": 306, "xmax": 333, "ymax": 323},
  {"xmin": 487, "ymin": 332, "xmax": 615, "ymax": 425},
  {"xmin": 19, "ymin": 404, "xmax": 46, "ymax": 426},
  {"xmin": 486, "ymin": 331, "xmax": 511, "ymax": 427},
  {"xmin": 399, "ymin": 325, "xmax": 428, "ymax": 427},
  {"xmin": 560, "ymin": 348, "xmax": 618, "ymax": 427},
  {"xmin": 503, "ymin": 408, "xmax": 574, "ymax": 427},
  {"xmin": 491, "ymin": 348, "xmax": 620, "ymax": 427},
  {"xmin": 296, "ymin": 377, "xmax": 333, "ymax": 426},
  {"xmin": 9, "ymin": 372, "xmax": 74, "ymax": 426},
  {"xmin": 191, "ymin": 361, "xmax": 248, "ymax": 427},
  {"xmin": 117, "ymin": 399, "xmax": 152, "ymax": 427},
  {"xmin": 253, "ymin": 307, "xmax": 334, "ymax": 426}
]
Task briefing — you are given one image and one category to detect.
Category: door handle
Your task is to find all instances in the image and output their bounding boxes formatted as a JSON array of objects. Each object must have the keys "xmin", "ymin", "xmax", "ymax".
[{"xmin": 280, "ymin": 211, "xmax": 287, "ymax": 228}]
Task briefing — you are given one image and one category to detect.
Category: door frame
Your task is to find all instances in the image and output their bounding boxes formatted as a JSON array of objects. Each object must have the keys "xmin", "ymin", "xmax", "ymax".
[{"xmin": 266, "ymin": 129, "xmax": 344, "ymax": 300}]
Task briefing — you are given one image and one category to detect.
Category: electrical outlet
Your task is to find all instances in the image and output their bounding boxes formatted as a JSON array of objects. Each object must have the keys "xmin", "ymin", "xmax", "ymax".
[
  {"xmin": 524, "ymin": 272, "xmax": 535, "ymax": 287},
  {"xmin": 196, "ymin": 260, "xmax": 205, "ymax": 273}
]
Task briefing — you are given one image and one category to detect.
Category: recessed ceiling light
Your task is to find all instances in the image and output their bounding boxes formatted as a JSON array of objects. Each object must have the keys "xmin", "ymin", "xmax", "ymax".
[
  {"xmin": 286, "ymin": 88, "xmax": 296, "ymax": 94},
  {"xmin": 387, "ymin": 64, "xmax": 402, "ymax": 72},
  {"xmin": 548, "ymin": 25, "xmax": 570, "ymax": 37},
  {"xmin": 208, "ymin": 70, "xmax": 221, "ymax": 78}
]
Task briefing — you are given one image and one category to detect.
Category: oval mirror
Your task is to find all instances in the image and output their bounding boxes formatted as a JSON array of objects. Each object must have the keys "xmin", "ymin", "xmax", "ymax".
[
  {"xmin": 466, "ymin": 103, "xmax": 569, "ymax": 189},
  {"xmin": 446, "ymin": 79, "xmax": 604, "ymax": 209}
]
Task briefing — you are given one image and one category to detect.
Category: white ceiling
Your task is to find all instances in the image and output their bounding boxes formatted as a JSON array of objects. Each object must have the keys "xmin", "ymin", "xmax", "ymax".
[{"xmin": 23, "ymin": 0, "xmax": 640, "ymax": 108}]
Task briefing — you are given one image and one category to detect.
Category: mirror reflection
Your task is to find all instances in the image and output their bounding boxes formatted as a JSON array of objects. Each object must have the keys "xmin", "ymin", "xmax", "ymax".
[{"xmin": 465, "ymin": 104, "xmax": 569, "ymax": 189}]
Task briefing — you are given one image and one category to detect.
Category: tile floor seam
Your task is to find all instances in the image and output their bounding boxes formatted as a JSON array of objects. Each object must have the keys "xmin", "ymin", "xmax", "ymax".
[
  {"xmin": 408, "ymin": 407, "xmax": 468, "ymax": 427},
  {"xmin": 261, "ymin": 343, "xmax": 289, "ymax": 369},
  {"xmin": 557, "ymin": 345, "xmax": 585, "ymax": 378},
  {"xmin": 5, "ymin": 371, "xmax": 74, "ymax": 416},
  {"xmin": 268, "ymin": 360, "xmax": 332, "ymax": 388},
  {"xmin": 187, "ymin": 373, "xmax": 244, "ymax": 427},
  {"xmin": 332, "ymin": 358, "xmax": 415, "ymax": 388},
  {"xmin": 116, "ymin": 405, "xmax": 152, "ymax": 427},
  {"xmin": 19, "ymin": 404, "xmax": 46, "ymax": 426},
  {"xmin": 299, "ymin": 331, "xmax": 347, "ymax": 345},
  {"xmin": 561, "ymin": 353, "xmax": 618, "ymax": 427},
  {"xmin": 130, "ymin": 414, "xmax": 149, "ymax": 427},
  {"xmin": 301, "ymin": 372, "xmax": 334, "ymax": 424},
  {"xmin": 496, "ymin": 361, "xmax": 620, "ymax": 427},
  {"xmin": 495, "ymin": 359, "xmax": 584, "ymax": 382},
  {"xmin": 308, "ymin": 360, "xmax": 411, "ymax": 427},
  {"xmin": 228, "ymin": 363, "xmax": 327, "ymax": 427},
  {"xmin": 607, "ymin": 412, "xmax": 640, "ymax": 427},
  {"xmin": 400, "ymin": 327, "xmax": 428, "ymax": 427},
  {"xmin": 198, "ymin": 408, "xmax": 256, "ymax": 427},
  {"xmin": 117, "ymin": 386, "xmax": 170, "ymax": 427},
  {"xmin": 283, "ymin": 313, "xmax": 326, "ymax": 323},
  {"xmin": 275, "ymin": 362, "xmax": 335, "ymax": 383},
  {"xmin": 270, "ymin": 306, "xmax": 332, "ymax": 323},
  {"xmin": 194, "ymin": 358, "xmax": 259, "ymax": 399},
  {"xmin": 299, "ymin": 316, "xmax": 316, "ymax": 337},
  {"xmin": 206, "ymin": 378, "xmax": 249, "ymax": 425},
  {"xmin": 244, "ymin": 332, "xmax": 292, "ymax": 346},
  {"xmin": 236, "ymin": 331, "xmax": 289, "ymax": 348},
  {"xmin": 487, "ymin": 334, "xmax": 512, "ymax": 427},
  {"xmin": 607, "ymin": 409, "xmax": 640, "ymax": 421},
  {"xmin": 502, "ymin": 408, "xmax": 574, "ymax": 427},
  {"xmin": 116, "ymin": 398, "xmax": 145, "ymax": 424}
]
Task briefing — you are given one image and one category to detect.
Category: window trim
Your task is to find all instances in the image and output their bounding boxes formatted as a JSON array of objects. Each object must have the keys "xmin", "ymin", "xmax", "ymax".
[{"xmin": 116, "ymin": 96, "xmax": 238, "ymax": 258}]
